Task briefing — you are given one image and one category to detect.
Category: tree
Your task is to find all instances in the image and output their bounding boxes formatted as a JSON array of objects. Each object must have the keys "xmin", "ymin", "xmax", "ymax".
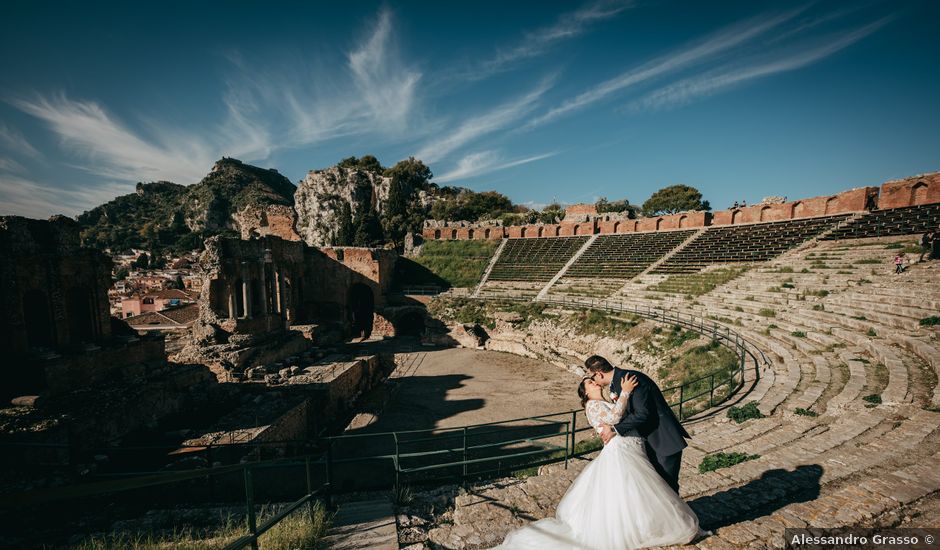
[
  {"xmin": 382, "ymin": 157, "xmax": 433, "ymax": 246},
  {"xmin": 642, "ymin": 185, "xmax": 711, "ymax": 216},
  {"xmin": 133, "ymin": 253, "xmax": 150, "ymax": 269},
  {"xmin": 353, "ymin": 208, "xmax": 384, "ymax": 247},
  {"xmin": 335, "ymin": 202, "xmax": 355, "ymax": 246},
  {"xmin": 596, "ymin": 197, "xmax": 638, "ymax": 217},
  {"xmin": 338, "ymin": 155, "xmax": 385, "ymax": 173}
]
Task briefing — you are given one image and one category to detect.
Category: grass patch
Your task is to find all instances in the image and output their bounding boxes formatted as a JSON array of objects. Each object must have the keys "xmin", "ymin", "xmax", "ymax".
[
  {"xmin": 920, "ymin": 316, "xmax": 940, "ymax": 327},
  {"xmin": 75, "ymin": 503, "xmax": 329, "ymax": 550},
  {"xmin": 806, "ymin": 289, "xmax": 829, "ymax": 297},
  {"xmin": 867, "ymin": 328, "xmax": 877, "ymax": 337},
  {"xmin": 812, "ymin": 304, "xmax": 825, "ymax": 311},
  {"xmin": 571, "ymin": 309, "xmax": 640, "ymax": 337},
  {"xmin": 794, "ymin": 407, "xmax": 818, "ymax": 417},
  {"xmin": 699, "ymin": 451, "xmax": 760, "ymax": 473},
  {"xmin": 855, "ymin": 258, "xmax": 881, "ymax": 264},
  {"xmin": 648, "ymin": 267, "xmax": 749, "ymax": 297},
  {"xmin": 791, "ymin": 331, "xmax": 806, "ymax": 338},
  {"xmin": 402, "ymin": 239, "xmax": 498, "ymax": 288},
  {"xmin": 758, "ymin": 308, "xmax": 776, "ymax": 317},
  {"xmin": 863, "ymin": 394, "xmax": 882, "ymax": 405},
  {"xmin": 781, "ymin": 283, "xmax": 795, "ymax": 289},
  {"xmin": 727, "ymin": 401, "xmax": 764, "ymax": 423}
]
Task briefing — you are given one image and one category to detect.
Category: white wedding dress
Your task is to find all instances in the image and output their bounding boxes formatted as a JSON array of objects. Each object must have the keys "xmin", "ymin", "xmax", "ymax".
[{"xmin": 495, "ymin": 392, "xmax": 699, "ymax": 550}]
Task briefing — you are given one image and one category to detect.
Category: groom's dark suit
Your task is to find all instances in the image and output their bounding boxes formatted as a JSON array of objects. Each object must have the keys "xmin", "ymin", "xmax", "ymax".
[{"xmin": 610, "ymin": 368, "xmax": 690, "ymax": 493}]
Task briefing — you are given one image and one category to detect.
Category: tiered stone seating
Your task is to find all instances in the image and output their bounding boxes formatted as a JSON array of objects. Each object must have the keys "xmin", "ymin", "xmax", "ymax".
[
  {"xmin": 823, "ymin": 202, "xmax": 940, "ymax": 240},
  {"xmin": 564, "ymin": 229, "xmax": 695, "ymax": 279},
  {"xmin": 653, "ymin": 215, "xmax": 849, "ymax": 274},
  {"xmin": 431, "ymin": 235, "xmax": 940, "ymax": 549},
  {"xmin": 487, "ymin": 236, "xmax": 589, "ymax": 282}
]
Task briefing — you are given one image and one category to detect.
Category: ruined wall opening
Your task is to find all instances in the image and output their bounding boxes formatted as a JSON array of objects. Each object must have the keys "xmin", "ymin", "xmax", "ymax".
[
  {"xmin": 66, "ymin": 286, "xmax": 95, "ymax": 345},
  {"xmin": 731, "ymin": 210, "xmax": 743, "ymax": 224},
  {"xmin": 209, "ymin": 279, "xmax": 227, "ymax": 316},
  {"xmin": 23, "ymin": 289, "xmax": 55, "ymax": 349},
  {"xmin": 912, "ymin": 182, "xmax": 928, "ymax": 204},
  {"xmin": 434, "ymin": 229, "xmax": 441, "ymax": 239},
  {"xmin": 348, "ymin": 283, "xmax": 375, "ymax": 338},
  {"xmin": 467, "ymin": 229, "xmax": 474, "ymax": 239},
  {"xmin": 394, "ymin": 310, "xmax": 426, "ymax": 337},
  {"xmin": 484, "ymin": 228, "xmax": 491, "ymax": 239},
  {"xmin": 760, "ymin": 206, "xmax": 771, "ymax": 221},
  {"xmin": 234, "ymin": 279, "xmax": 246, "ymax": 318},
  {"xmin": 655, "ymin": 218, "xmax": 663, "ymax": 230},
  {"xmin": 678, "ymin": 216, "xmax": 687, "ymax": 228},
  {"xmin": 792, "ymin": 202, "xmax": 805, "ymax": 218}
]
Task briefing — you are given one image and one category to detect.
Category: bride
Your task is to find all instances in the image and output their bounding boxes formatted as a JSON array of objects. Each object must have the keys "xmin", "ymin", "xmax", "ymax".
[{"xmin": 495, "ymin": 376, "xmax": 700, "ymax": 550}]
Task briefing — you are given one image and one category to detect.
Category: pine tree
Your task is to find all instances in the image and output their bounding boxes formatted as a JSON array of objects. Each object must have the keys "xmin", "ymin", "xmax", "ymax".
[{"xmin": 335, "ymin": 202, "xmax": 355, "ymax": 246}]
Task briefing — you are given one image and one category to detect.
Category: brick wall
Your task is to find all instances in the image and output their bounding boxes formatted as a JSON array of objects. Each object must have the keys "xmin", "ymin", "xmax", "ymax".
[{"xmin": 879, "ymin": 173, "xmax": 940, "ymax": 209}]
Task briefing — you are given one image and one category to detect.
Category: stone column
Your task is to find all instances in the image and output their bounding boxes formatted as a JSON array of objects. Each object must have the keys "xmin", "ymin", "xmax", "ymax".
[{"xmin": 242, "ymin": 278, "xmax": 251, "ymax": 319}]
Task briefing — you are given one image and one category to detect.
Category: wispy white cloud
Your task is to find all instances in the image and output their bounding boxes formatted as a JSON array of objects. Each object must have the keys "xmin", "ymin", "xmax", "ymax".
[
  {"xmin": 348, "ymin": 7, "xmax": 422, "ymax": 129},
  {"xmin": 0, "ymin": 173, "xmax": 132, "ymax": 218},
  {"xmin": 633, "ymin": 16, "xmax": 894, "ymax": 111},
  {"xmin": 434, "ymin": 149, "xmax": 558, "ymax": 183},
  {"xmin": 526, "ymin": 6, "xmax": 809, "ymax": 129},
  {"xmin": 0, "ymin": 122, "xmax": 41, "ymax": 158},
  {"xmin": 415, "ymin": 76, "xmax": 555, "ymax": 164},
  {"xmin": 478, "ymin": 0, "xmax": 633, "ymax": 77}
]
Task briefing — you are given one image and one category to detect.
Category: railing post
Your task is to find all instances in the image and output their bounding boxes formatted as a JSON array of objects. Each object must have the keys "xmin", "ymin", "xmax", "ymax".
[
  {"xmin": 570, "ymin": 410, "xmax": 577, "ymax": 458},
  {"xmin": 678, "ymin": 385, "xmax": 685, "ymax": 421},
  {"xmin": 393, "ymin": 433, "xmax": 401, "ymax": 496},
  {"xmin": 709, "ymin": 373, "xmax": 715, "ymax": 407},
  {"xmin": 564, "ymin": 419, "xmax": 571, "ymax": 470},
  {"xmin": 462, "ymin": 427, "xmax": 468, "ymax": 482},
  {"xmin": 325, "ymin": 439, "xmax": 333, "ymax": 510},
  {"xmin": 244, "ymin": 466, "xmax": 259, "ymax": 550},
  {"xmin": 306, "ymin": 456, "xmax": 314, "ymax": 522}
]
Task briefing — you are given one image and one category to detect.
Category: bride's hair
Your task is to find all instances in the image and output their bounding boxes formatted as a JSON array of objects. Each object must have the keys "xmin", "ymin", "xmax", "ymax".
[{"xmin": 578, "ymin": 377, "xmax": 592, "ymax": 408}]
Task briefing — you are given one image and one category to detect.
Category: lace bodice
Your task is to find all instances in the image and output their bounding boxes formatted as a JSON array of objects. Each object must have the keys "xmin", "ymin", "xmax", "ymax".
[{"xmin": 585, "ymin": 390, "xmax": 630, "ymax": 433}]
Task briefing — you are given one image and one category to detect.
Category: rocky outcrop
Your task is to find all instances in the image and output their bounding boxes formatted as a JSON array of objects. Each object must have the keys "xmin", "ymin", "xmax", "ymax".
[
  {"xmin": 294, "ymin": 166, "xmax": 392, "ymax": 247},
  {"xmin": 233, "ymin": 203, "xmax": 301, "ymax": 241}
]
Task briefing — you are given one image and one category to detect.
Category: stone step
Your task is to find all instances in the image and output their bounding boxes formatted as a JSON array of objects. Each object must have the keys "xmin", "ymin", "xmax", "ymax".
[{"xmin": 323, "ymin": 498, "xmax": 397, "ymax": 550}]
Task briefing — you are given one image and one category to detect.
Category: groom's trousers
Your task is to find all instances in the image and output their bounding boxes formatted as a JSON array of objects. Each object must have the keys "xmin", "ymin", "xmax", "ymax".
[{"xmin": 650, "ymin": 448, "xmax": 682, "ymax": 494}]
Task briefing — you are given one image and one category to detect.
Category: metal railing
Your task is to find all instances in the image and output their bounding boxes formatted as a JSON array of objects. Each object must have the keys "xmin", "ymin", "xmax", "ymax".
[{"xmin": 1, "ymin": 298, "xmax": 767, "ymax": 545}]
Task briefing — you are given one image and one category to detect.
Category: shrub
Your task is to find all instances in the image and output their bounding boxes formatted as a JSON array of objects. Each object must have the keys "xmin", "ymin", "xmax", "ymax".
[
  {"xmin": 699, "ymin": 451, "xmax": 760, "ymax": 473},
  {"xmin": 794, "ymin": 407, "xmax": 818, "ymax": 417},
  {"xmin": 867, "ymin": 328, "xmax": 877, "ymax": 337},
  {"xmin": 807, "ymin": 289, "xmax": 829, "ymax": 297},
  {"xmin": 781, "ymin": 283, "xmax": 795, "ymax": 289},
  {"xmin": 791, "ymin": 331, "xmax": 806, "ymax": 338},
  {"xmin": 812, "ymin": 304, "xmax": 824, "ymax": 311},
  {"xmin": 863, "ymin": 394, "xmax": 882, "ymax": 405},
  {"xmin": 920, "ymin": 316, "xmax": 940, "ymax": 327},
  {"xmin": 758, "ymin": 308, "xmax": 776, "ymax": 317},
  {"xmin": 727, "ymin": 401, "xmax": 764, "ymax": 423}
]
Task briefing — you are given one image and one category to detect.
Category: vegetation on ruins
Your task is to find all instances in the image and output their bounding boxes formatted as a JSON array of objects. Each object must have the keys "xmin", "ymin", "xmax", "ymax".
[
  {"xmin": 727, "ymin": 401, "xmax": 764, "ymax": 423},
  {"xmin": 698, "ymin": 451, "xmax": 760, "ymax": 473},
  {"xmin": 641, "ymin": 184, "xmax": 710, "ymax": 216},
  {"xmin": 78, "ymin": 158, "xmax": 294, "ymax": 254},
  {"xmin": 398, "ymin": 239, "xmax": 499, "ymax": 288},
  {"xmin": 649, "ymin": 267, "xmax": 748, "ymax": 297},
  {"xmin": 794, "ymin": 407, "xmax": 819, "ymax": 417},
  {"xmin": 570, "ymin": 309, "xmax": 640, "ymax": 337},
  {"xmin": 594, "ymin": 197, "xmax": 638, "ymax": 216},
  {"xmin": 920, "ymin": 316, "xmax": 940, "ymax": 327}
]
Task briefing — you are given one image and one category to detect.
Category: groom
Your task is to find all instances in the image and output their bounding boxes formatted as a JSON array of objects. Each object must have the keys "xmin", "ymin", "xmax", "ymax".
[{"xmin": 585, "ymin": 355, "xmax": 690, "ymax": 493}]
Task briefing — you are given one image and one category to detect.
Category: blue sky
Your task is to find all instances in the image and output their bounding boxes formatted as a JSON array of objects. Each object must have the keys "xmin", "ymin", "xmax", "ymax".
[{"xmin": 1, "ymin": 0, "xmax": 938, "ymax": 218}]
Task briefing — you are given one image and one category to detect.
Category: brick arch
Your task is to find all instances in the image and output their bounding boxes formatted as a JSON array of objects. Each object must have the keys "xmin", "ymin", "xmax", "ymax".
[
  {"xmin": 450, "ymin": 229, "xmax": 458, "ymax": 239},
  {"xmin": 677, "ymin": 216, "xmax": 687, "ymax": 228},
  {"xmin": 573, "ymin": 225, "xmax": 580, "ymax": 235},
  {"xmin": 759, "ymin": 205, "xmax": 771, "ymax": 221},
  {"xmin": 468, "ymin": 229, "xmax": 475, "ymax": 240},
  {"xmin": 792, "ymin": 202, "xmax": 805, "ymax": 218},
  {"xmin": 655, "ymin": 217, "xmax": 664, "ymax": 230},
  {"xmin": 912, "ymin": 181, "xmax": 929, "ymax": 205},
  {"xmin": 520, "ymin": 226, "xmax": 528, "ymax": 238},
  {"xmin": 613, "ymin": 221, "xmax": 621, "ymax": 233},
  {"xmin": 537, "ymin": 226, "xmax": 545, "ymax": 237},
  {"xmin": 484, "ymin": 228, "xmax": 491, "ymax": 239},
  {"xmin": 434, "ymin": 229, "xmax": 441, "ymax": 239},
  {"xmin": 731, "ymin": 210, "xmax": 743, "ymax": 224},
  {"xmin": 824, "ymin": 196, "xmax": 838, "ymax": 215}
]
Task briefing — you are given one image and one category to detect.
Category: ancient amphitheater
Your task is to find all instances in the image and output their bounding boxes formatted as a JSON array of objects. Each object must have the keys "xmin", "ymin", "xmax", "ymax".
[
  {"xmin": 2, "ymin": 177, "xmax": 939, "ymax": 550},
  {"xmin": 414, "ymin": 202, "xmax": 940, "ymax": 549}
]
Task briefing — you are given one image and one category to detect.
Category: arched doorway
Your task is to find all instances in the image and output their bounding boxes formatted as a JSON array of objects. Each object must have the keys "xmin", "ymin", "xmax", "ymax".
[
  {"xmin": 348, "ymin": 283, "xmax": 375, "ymax": 338},
  {"xmin": 434, "ymin": 229, "xmax": 441, "ymax": 239},
  {"xmin": 760, "ymin": 206, "xmax": 771, "ymax": 221},
  {"xmin": 677, "ymin": 216, "xmax": 687, "ymax": 229},
  {"xmin": 655, "ymin": 218, "xmax": 664, "ymax": 230},
  {"xmin": 468, "ymin": 229, "xmax": 475, "ymax": 240},
  {"xmin": 792, "ymin": 202, "xmax": 805, "ymax": 218},
  {"xmin": 23, "ymin": 289, "xmax": 55, "ymax": 349},
  {"xmin": 912, "ymin": 182, "xmax": 928, "ymax": 205},
  {"xmin": 731, "ymin": 210, "xmax": 743, "ymax": 224},
  {"xmin": 66, "ymin": 286, "xmax": 95, "ymax": 345},
  {"xmin": 394, "ymin": 310, "xmax": 425, "ymax": 337},
  {"xmin": 520, "ymin": 227, "xmax": 527, "ymax": 238}
]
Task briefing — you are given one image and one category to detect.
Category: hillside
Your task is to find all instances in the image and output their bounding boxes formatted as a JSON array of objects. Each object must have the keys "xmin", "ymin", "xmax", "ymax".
[{"xmin": 78, "ymin": 158, "xmax": 295, "ymax": 254}]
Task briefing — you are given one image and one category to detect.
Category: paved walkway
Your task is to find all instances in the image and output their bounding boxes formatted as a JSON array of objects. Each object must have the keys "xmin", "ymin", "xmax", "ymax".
[{"xmin": 322, "ymin": 498, "xmax": 397, "ymax": 550}]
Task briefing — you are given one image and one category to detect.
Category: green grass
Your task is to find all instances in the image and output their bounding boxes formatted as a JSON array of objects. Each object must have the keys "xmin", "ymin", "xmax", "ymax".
[
  {"xmin": 920, "ymin": 316, "xmax": 940, "ymax": 327},
  {"xmin": 699, "ymin": 451, "xmax": 760, "ymax": 473},
  {"xmin": 812, "ymin": 304, "xmax": 825, "ymax": 311},
  {"xmin": 402, "ymin": 239, "xmax": 498, "ymax": 288},
  {"xmin": 571, "ymin": 309, "xmax": 640, "ymax": 337},
  {"xmin": 781, "ymin": 283, "xmax": 795, "ymax": 289},
  {"xmin": 856, "ymin": 258, "xmax": 881, "ymax": 265},
  {"xmin": 75, "ymin": 502, "xmax": 329, "ymax": 550},
  {"xmin": 806, "ymin": 289, "xmax": 829, "ymax": 297},
  {"xmin": 727, "ymin": 401, "xmax": 764, "ymax": 423},
  {"xmin": 867, "ymin": 328, "xmax": 877, "ymax": 337},
  {"xmin": 648, "ymin": 267, "xmax": 749, "ymax": 297},
  {"xmin": 794, "ymin": 407, "xmax": 818, "ymax": 417},
  {"xmin": 791, "ymin": 331, "xmax": 807, "ymax": 338},
  {"xmin": 758, "ymin": 308, "xmax": 776, "ymax": 317},
  {"xmin": 863, "ymin": 394, "xmax": 882, "ymax": 406}
]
